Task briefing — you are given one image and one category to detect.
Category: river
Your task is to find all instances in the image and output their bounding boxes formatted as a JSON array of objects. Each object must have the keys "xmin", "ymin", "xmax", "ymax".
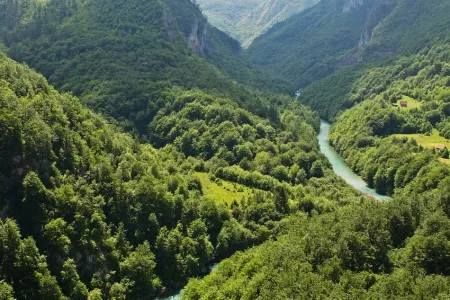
[
  {"xmin": 159, "ymin": 264, "xmax": 218, "ymax": 300},
  {"xmin": 160, "ymin": 120, "xmax": 388, "ymax": 299},
  {"xmin": 318, "ymin": 120, "xmax": 390, "ymax": 201}
]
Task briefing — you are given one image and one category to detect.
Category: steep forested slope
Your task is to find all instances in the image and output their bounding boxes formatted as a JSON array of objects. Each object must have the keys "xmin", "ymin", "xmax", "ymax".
[
  {"xmin": 184, "ymin": 180, "xmax": 450, "ymax": 299},
  {"xmin": 3, "ymin": 0, "xmax": 450, "ymax": 299},
  {"xmin": 182, "ymin": 40, "xmax": 450, "ymax": 300},
  {"xmin": 0, "ymin": 0, "xmax": 292, "ymax": 134},
  {"xmin": 0, "ymin": 51, "xmax": 343, "ymax": 298},
  {"xmin": 361, "ymin": 0, "xmax": 450, "ymax": 59},
  {"xmin": 297, "ymin": 0, "xmax": 450, "ymax": 119},
  {"xmin": 0, "ymin": 52, "xmax": 229, "ymax": 299},
  {"xmin": 197, "ymin": 0, "xmax": 319, "ymax": 47},
  {"xmin": 246, "ymin": 0, "xmax": 395, "ymax": 88},
  {"xmin": 328, "ymin": 41, "xmax": 450, "ymax": 194},
  {"xmin": 0, "ymin": 41, "xmax": 366, "ymax": 298},
  {"xmin": 247, "ymin": 0, "xmax": 450, "ymax": 95},
  {"xmin": 178, "ymin": 1, "xmax": 450, "ymax": 298}
]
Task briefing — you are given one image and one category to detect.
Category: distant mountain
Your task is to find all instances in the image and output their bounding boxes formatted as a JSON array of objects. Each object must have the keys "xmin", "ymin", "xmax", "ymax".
[
  {"xmin": 246, "ymin": 0, "xmax": 398, "ymax": 89},
  {"xmin": 197, "ymin": 0, "xmax": 319, "ymax": 47},
  {"xmin": 246, "ymin": 0, "xmax": 450, "ymax": 93}
]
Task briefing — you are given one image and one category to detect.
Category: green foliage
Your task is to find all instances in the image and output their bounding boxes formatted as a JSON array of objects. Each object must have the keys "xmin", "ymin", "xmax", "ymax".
[
  {"xmin": 3, "ymin": 0, "xmax": 450, "ymax": 299},
  {"xmin": 0, "ymin": 0, "xmax": 292, "ymax": 136},
  {"xmin": 247, "ymin": 0, "xmax": 386, "ymax": 89},
  {"xmin": 362, "ymin": 0, "xmax": 450, "ymax": 59},
  {"xmin": 326, "ymin": 41, "xmax": 450, "ymax": 195},
  {"xmin": 148, "ymin": 88, "xmax": 322, "ymax": 186},
  {"xmin": 60, "ymin": 259, "xmax": 88, "ymax": 300},
  {"xmin": 183, "ymin": 174, "xmax": 450, "ymax": 299},
  {"xmin": 302, "ymin": 41, "xmax": 450, "ymax": 120},
  {"xmin": 120, "ymin": 242, "xmax": 161, "ymax": 298},
  {"xmin": 0, "ymin": 281, "xmax": 14, "ymax": 300},
  {"xmin": 0, "ymin": 219, "xmax": 63, "ymax": 299},
  {"xmin": 248, "ymin": 0, "xmax": 450, "ymax": 105},
  {"xmin": 0, "ymin": 53, "xmax": 287, "ymax": 298},
  {"xmin": 0, "ymin": 49, "xmax": 335, "ymax": 298},
  {"xmin": 180, "ymin": 5, "xmax": 450, "ymax": 298}
]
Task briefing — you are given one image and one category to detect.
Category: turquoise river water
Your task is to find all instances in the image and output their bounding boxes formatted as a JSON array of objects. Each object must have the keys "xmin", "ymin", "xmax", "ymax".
[
  {"xmin": 159, "ymin": 264, "xmax": 218, "ymax": 300},
  {"xmin": 160, "ymin": 119, "xmax": 389, "ymax": 300},
  {"xmin": 319, "ymin": 120, "xmax": 390, "ymax": 201}
]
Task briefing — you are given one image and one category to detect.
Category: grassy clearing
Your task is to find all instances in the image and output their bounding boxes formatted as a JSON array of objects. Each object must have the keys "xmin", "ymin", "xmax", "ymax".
[
  {"xmin": 440, "ymin": 158, "xmax": 450, "ymax": 165},
  {"xmin": 395, "ymin": 129, "xmax": 450, "ymax": 149},
  {"xmin": 396, "ymin": 95, "xmax": 422, "ymax": 110},
  {"xmin": 395, "ymin": 129, "xmax": 450, "ymax": 164},
  {"xmin": 196, "ymin": 172, "xmax": 257, "ymax": 205}
]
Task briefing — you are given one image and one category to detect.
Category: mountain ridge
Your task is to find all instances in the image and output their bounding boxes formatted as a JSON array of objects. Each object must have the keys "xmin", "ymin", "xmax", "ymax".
[
  {"xmin": 246, "ymin": 0, "xmax": 450, "ymax": 94},
  {"xmin": 197, "ymin": 0, "xmax": 320, "ymax": 47}
]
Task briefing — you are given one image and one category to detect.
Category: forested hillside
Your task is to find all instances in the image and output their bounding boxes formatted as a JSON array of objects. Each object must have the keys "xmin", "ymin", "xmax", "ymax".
[
  {"xmin": 197, "ymin": 0, "xmax": 319, "ymax": 47},
  {"xmin": 184, "ymin": 176, "xmax": 450, "ymax": 299},
  {"xmin": 3, "ymin": 0, "xmax": 450, "ymax": 299},
  {"xmin": 182, "ymin": 40, "xmax": 450, "ymax": 300},
  {"xmin": 0, "ymin": 52, "xmax": 232, "ymax": 299},
  {"xmin": 246, "ymin": 0, "xmax": 392, "ymax": 88},
  {"xmin": 329, "ymin": 41, "xmax": 450, "ymax": 195},
  {"xmin": 0, "ymin": 0, "xmax": 293, "ymax": 134},
  {"xmin": 0, "ymin": 50, "xmax": 355, "ymax": 298},
  {"xmin": 247, "ymin": 0, "xmax": 450, "ymax": 94},
  {"xmin": 298, "ymin": 0, "xmax": 450, "ymax": 120},
  {"xmin": 178, "ymin": 0, "xmax": 450, "ymax": 299}
]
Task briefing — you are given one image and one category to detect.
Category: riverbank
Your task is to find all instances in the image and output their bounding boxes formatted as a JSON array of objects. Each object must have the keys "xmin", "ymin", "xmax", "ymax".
[
  {"xmin": 159, "ymin": 264, "xmax": 218, "ymax": 300},
  {"xmin": 318, "ymin": 120, "xmax": 390, "ymax": 201},
  {"xmin": 160, "ymin": 120, "xmax": 388, "ymax": 300}
]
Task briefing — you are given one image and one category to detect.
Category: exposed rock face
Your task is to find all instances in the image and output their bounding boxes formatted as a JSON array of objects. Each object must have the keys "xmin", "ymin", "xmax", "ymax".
[
  {"xmin": 187, "ymin": 17, "xmax": 208, "ymax": 55},
  {"xmin": 253, "ymin": 0, "xmax": 291, "ymax": 25},
  {"xmin": 337, "ymin": 0, "xmax": 398, "ymax": 64},
  {"xmin": 162, "ymin": 7, "xmax": 176, "ymax": 40},
  {"xmin": 342, "ymin": 0, "xmax": 365, "ymax": 12},
  {"xmin": 162, "ymin": 2, "xmax": 209, "ymax": 55},
  {"xmin": 358, "ymin": 27, "xmax": 372, "ymax": 51},
  {"xmin": 358, "ymin": 0, "xmax": 398, "ymax": 59}
]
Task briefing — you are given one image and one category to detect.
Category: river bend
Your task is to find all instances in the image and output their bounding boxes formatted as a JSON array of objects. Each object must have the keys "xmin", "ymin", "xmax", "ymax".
[{"xmin": 318, "ymin": 120, "xmax": 390, "ymax": 201}]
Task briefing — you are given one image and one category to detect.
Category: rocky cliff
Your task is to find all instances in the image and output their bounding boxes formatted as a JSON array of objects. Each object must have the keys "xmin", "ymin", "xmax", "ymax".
[
  {"xmin": 342, "ymin": 0, "xmax": 365, "ymax": 12},
  {"xmin": 337, "ymin": 0, "xmax": 398, "ymax": 62},
  {"xmin": 164, "ymin": 0, "xmax": 210, "ymax": 55}
]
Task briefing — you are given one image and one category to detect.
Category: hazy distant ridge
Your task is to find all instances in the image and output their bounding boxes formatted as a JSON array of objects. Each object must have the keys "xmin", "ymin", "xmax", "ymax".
[{"xmin": 197, "ymin": 0, "xmax": 320, "ymax": 47}]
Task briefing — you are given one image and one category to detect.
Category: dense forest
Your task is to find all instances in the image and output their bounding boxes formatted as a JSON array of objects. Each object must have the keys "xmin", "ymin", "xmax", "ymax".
[
  {"xmin": 183, "ymin": 190, "xmax": 450, "ymax": 299},
  {"xmin": 247, "ymin": 0, "xmax": 450, "ymax": 94},
  {"xmin": 0, "ymin": 52, "xmax": 233, "ymax": 298},
  {"xmin": 0, "ymin": 0, "xmax": 292, "ymax": 133},
  {"xmin": 0, "ymin": 0, "xmax": 358, "ymax": 298},
  {"xmin": 329, "ymin": 41, "xmax": 450, "ymax": 194},
  {"xmin": 2, "ymin": 0, "xmax": 450, "ymax": 299},
  {"xmin": 182, "ymin": 0, "xmax": 450, "ymax": 299},
  {"xmin": 246, "ymin": 0, "xmax": 393, "ymax": 88},
  {"xmin": 182, "ymin": 40, "xmax": 450, "ymax": 300},
  {"xmin": 0, "ymin": 50, "xmax": 353, "ymax": 298}
]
